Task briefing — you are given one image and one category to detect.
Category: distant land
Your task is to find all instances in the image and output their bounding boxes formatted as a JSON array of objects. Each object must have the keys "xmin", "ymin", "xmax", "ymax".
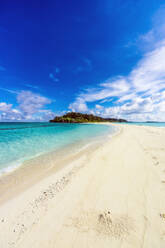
[{"xmin": 50, "ymin": 112, "xmax": 127, "ymax": 123}]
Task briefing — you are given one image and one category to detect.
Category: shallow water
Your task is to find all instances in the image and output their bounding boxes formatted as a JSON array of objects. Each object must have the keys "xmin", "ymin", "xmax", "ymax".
[
  {"xmin": 125, "ymin": 122, "xmax": 165, "ymax": 127},
  {"xmin": 0, "ymin": 122, "xmax": 115, "ymax": 173}
]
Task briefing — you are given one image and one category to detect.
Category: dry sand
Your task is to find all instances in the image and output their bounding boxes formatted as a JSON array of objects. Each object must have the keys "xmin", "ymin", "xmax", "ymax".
[{"xmin": 1, "ymin": 124, "xmax": 165, "ymax": 247}]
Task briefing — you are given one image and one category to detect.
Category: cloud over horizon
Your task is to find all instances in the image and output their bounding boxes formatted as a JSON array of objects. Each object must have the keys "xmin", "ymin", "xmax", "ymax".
[
  {"xmin": 69, "ymin": 38, "xmax": 165, "ymax": 121},
  {"xmin": 2, "ymin": 37, "xmax": 165, "ymax": 122},
  {"xmin": 1, "ymin": 2, "xmax": 165, "ymax": 122},
  {"xmin": 0, "ymin": 91, "xmax": 54, "ymax": 121}
]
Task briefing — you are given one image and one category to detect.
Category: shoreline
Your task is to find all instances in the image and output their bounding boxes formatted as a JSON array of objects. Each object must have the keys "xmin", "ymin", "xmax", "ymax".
[
  {"xmin": 0, "ymin": 122, "xmax": 114, "ymax": 178},
  {"xmin": 1, "ymin": 124, "xmax": 165, "ymax": 247},
  {"xmin": 0, "ymin": 123, "xmax": 118, "ymax": 205}
]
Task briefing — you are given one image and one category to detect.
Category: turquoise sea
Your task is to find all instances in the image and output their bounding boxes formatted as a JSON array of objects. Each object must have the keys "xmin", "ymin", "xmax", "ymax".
[{"xmin": 0, "ymin": 122, "xmax": 115, "ymax": 174}]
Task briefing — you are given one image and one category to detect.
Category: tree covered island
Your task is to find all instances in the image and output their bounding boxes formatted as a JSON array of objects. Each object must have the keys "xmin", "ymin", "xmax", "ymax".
[{"xmin": 50, "ymin": 112, "xmax": 127, "ymax": 123}]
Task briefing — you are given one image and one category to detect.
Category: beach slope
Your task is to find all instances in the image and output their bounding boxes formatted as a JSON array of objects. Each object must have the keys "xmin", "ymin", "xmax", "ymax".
[{"xmin": 1, "ymin": 124, "xmax": 165, "ymax": 247}]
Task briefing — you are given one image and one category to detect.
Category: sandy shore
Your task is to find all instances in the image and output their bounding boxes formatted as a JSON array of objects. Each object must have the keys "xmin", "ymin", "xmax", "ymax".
[{"xmin": 1, "ymin": 124, "xmax": 165, "ymax": 247}]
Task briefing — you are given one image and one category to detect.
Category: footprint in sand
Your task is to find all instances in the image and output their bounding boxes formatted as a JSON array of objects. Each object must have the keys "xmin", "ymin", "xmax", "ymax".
[
  {"xmin": 152, "ymin": 156, "xmax": 159, "ymax": 165},
  {"xmin": 66, "ymin": 210, "xmax": 135, "ymax": 240},
  {"xmin": 160, "ymin": 213, "xmax": 165, "ymax": 220}
]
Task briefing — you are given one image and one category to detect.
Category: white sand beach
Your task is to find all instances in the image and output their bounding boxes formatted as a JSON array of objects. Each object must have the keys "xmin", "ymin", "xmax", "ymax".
[{"xmin": 1, "ymin": 124, "xmax": 165, "ymax": 247}]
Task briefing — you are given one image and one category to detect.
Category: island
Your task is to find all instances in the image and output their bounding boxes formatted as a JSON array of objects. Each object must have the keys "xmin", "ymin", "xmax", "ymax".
[{"xmin": 49, "ymin": 112, "xmax": 127, "ymax": 123}]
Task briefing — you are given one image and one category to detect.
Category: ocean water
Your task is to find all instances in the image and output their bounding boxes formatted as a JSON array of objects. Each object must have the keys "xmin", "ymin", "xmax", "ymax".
[
  {"xmin": 125, "ymin": 122, "xmax": 165, "ymax": 127},
  {"xmin": 0, "ymin": 122, "xmax": 115, "ymax": 174}
]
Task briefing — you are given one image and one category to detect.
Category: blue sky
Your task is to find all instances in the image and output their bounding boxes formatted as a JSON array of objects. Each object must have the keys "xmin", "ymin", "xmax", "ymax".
[{"xmin": 0, "ymin": 0, "xmax": 165, "ymax": 121}]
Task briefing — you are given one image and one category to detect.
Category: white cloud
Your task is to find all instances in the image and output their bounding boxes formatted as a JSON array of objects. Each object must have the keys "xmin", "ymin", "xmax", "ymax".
[
  {"xmin": 0, "ymin": 102, "xmax": 13, "ymax": 112},
  {"xmin": 0, "ymin": 102, "xmax": 23, "ymax": 121},
  {"xmin": 17, "ymin": 91, "xmax": 51, "ymax": 115},
  {"xmin": 125, "ymin": 5, "xmax": 165, "ymax": 53},
  {"xmin": 95, "ymin": 104, "xmax": 103, "ymax": 110},
  {"xmin": 69, "ymin": 98, "xmax": 88, "ymax": 113},
  {"xmin": 0, "ymin": 91, "xmax": 53, "ymax": 121},
  {"xmin": 69, "ymin": 38, "xmax": 165, "ymax": 121}
]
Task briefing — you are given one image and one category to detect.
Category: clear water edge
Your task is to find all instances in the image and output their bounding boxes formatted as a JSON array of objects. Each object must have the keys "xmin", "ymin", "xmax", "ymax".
[
  {"xmin": 0, "ymin": 123, "xmax": 117, "ymax": 176},
  {"xmin": 121, "ymin": 122, "xmax": 165, "ymax": 127},
  {"xmin": 2, "ymin": 121, "xmax": 163, "ymax": 177}
]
